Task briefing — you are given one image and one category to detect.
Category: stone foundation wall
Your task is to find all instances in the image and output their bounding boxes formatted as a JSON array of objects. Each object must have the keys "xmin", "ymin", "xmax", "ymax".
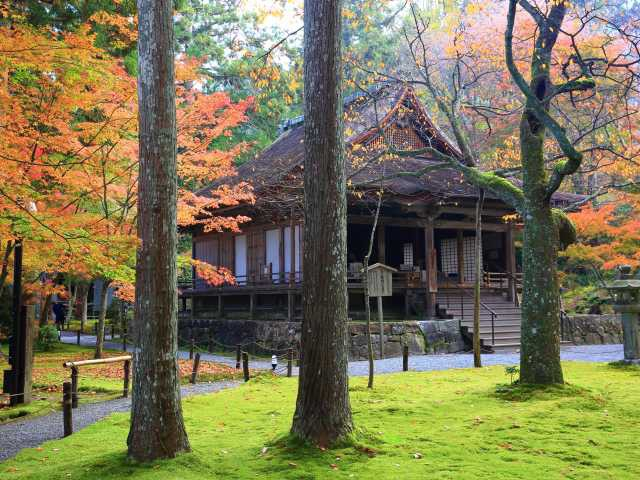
[
  {"xmin": 418, "ymin": 319, "xmax": 466, "ymax": 353},
  {"xmin": 178, "ymin": 318, "xmax": 466, "ymax": 360},
  {"xmin": 563, "ymin": 314, "xmax": 622, "ymax": 345}
]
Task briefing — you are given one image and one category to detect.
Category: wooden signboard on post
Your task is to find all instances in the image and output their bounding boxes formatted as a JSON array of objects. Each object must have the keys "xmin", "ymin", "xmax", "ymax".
[{"xmin": 367, "ymin": 263, "xmax": 397, "ymax": 359}]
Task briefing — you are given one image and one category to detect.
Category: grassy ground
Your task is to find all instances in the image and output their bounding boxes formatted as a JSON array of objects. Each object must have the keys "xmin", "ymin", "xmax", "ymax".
[
  {"xmin": 3, "ymin": 362, "xmax": 639, "ymax": 479},
  {"xmin": 0, "ymin": 342, "xmax": 244, "ymax": 423}
]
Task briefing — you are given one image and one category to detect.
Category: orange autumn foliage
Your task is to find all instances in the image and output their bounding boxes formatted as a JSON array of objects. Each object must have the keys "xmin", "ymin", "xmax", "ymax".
[
  {"xmin": 565, "ymin": 194, "xmax": 640, "ymax": 271},
  {"xmin": 0, "ymin": 15, "xmax": 253, "ymax": 299}
]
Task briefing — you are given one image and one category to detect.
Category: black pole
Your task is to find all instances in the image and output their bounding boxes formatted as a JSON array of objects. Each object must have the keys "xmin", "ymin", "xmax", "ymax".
[{"xmin": 10, "ymin": 241, "xmax": 25, "ymax": 406}]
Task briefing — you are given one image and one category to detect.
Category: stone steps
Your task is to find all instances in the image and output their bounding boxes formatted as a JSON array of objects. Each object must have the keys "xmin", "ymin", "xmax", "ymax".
[{"xmin": 436, "ymin": 289, "xmax": 523, "ymax": 349}]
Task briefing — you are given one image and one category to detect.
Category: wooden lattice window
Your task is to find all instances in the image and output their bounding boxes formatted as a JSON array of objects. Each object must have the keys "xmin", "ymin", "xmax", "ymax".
[
  {"xmin": 403, "ymin": 242, "xmax": 414, "ymax": 266},
  {"xmin": 364, "ymin": 125, "xmax": 426, "ymax": 152},
  {"xmin": 440, "ymin": 238, "xmax": 457, "ymax": 279}
]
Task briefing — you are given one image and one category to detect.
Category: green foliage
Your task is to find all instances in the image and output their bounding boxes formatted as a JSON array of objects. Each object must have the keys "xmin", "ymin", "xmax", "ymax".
[
  {"xmin": 36, "ymin": 325, "xmax": 60, "ymax": 352},
  {"xmin": 562, "ymin": 285, "xmax": 611, "ymax": 314},
  {"xmin": 4, "ymin": 363, "xmax": 640, "ymax": 479},
  {"xmin": 174, "ymin": 0, "xmax": 303, "ymax": 161},
  {"xmin": 504, "ymin": 365, "xmax": 520, "ymax": 385},
  {"xmin": 123, "ymin": 49, "xmax": 138, "ymax": 76},
  {"xmin": 552, "ymin": 208, "xmax": 578, "ymax": 250}
]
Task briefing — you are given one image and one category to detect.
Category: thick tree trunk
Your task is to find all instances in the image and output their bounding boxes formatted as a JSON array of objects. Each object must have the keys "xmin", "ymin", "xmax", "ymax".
[
  {"xmin": 127, "ymin": 0, "xmax": 190, "ymax": 461},
  {"xmin": 94, "ymin": 279, "xmax": 110, "ymax": 359},
  {"xmin": 519, "ymin": 108, "xmax": 564, "ymax": 385},
  {"xmin": 291, "ymin": 0, "xmax": 353, "ymax": 446}
]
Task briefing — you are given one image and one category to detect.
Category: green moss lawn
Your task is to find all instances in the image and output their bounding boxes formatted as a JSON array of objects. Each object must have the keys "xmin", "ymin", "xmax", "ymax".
[{"xmin": 3, "ymin": 362, "xmax": 640, "ymax": 479}]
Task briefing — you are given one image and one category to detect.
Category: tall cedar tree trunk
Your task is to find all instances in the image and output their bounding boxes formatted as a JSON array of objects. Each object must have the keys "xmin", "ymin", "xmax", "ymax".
[
  {"xmin": 127, "ymin": 0, "xmax": 190, "ymax": 460},
  {"xmin": 473, "ymin": 189, "xmax": 484, "ymax": 368},
  {"xmin": 291, "ymin": 0, "xmax": 353, "ymax": 445},
  {"xmin": 94, "ymin": 279, "xmax": 110, "ymax": 359},
  {"xmin": 516, "ymin": 5, "xmax": 565, "ymax": 385}
]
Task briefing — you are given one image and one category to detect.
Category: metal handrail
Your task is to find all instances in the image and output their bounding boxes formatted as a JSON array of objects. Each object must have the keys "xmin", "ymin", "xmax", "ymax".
[{"xmin": 461, "ymin": 289, "xmax": 498, "ymax": 346}]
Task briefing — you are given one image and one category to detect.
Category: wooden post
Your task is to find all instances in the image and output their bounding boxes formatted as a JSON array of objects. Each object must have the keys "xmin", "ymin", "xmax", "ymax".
[
  {"xmin": 287, "ymin": 292, "xmax": 294, "ymax": 322},
  {"xmin": 217, "ymin": 295, "xmax": 223, "ymax": 318},
  {"xmin": 235, "ymin": 344, "xmax": 241, "ymax": 369},
  {"xmin": 76, "ymin": 329, "xmax": 81, "ymax": 346},
  {"xmin": 404, "ymin": 291, "xmax": 410, "ymax": 319},
  {"xmin": 190, "ymin": 353, "xmax": 201, "ymax": 384},
  {"xmin": 70, "ymin": 367, "xmax": 79, "ymax": 409},
  {"xmin": 403, "ymin": 345, "xmax": 409, "ymax": 371},
  {"xmin": 377, "ymin": 224, "xmax": 386, "ymax": 263},
  {"xmin": 189, "ymin": 338, "xmax": 194, "ymax": 360},
  {"xmin": 377, "ymin": 296, "xmax": 384, "ymax": 359},
  {"xmin": 457, "ymin": 230, "xmax": 465, "ymax": 284},
  {"xmin": 506, "ymin": 222, "xmax": 517, "ymax": 303},
  {"xmin": 249, "ymin": 293, "xmax": 255, "ymax": 320},
  {"xmin": 279, "ymin": 227, "xmax": 286, "ymax": 283},
  {"xmin": 63, "ymin": 381, "xmax": 73, "ymax": 437},
  {"xmin": 122, "ymin": 331, "xmax": 127, "ymax": 352},
  {"xmin": 287, "ymin": 348, "xmax": 293, "ymax": 377},
  {"xmin": 424, "ymin": 222, "xmax": 437, "ymax": 318},
  {"xmin": 242, "ymin": 352, "xmax": 249, "ymax": 382},
  {"xmin": 123, "ymin": 359, "xmax": 130, "ymax": 398},
  {"xmin": 289, "ymin": 220, "xmax": 296, "ymax": 285}
]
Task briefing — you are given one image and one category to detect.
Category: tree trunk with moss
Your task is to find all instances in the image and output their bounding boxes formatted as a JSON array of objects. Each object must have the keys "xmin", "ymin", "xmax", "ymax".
[
  {"xmin": 402, "ymin": 1, "xmax": 585, "ymax": 385},
  {"xmin": 505, "ymin": 1, "xmax": 583, "ymax": 384},
  {"xmin": 518, "ymin": 113, "xmax": 564, "ymax": 384}
]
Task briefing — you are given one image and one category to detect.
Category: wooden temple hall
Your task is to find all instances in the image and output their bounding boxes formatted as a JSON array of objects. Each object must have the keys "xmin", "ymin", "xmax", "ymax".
[{"xmin": 181, "ymin": 85, "xmax": 577, "ymax": 348}]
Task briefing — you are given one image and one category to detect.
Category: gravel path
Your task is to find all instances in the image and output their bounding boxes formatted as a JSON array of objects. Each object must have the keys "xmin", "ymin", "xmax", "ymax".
[
  {"xmin": 61, "ymin": 332, "xmax": 625, "ymax": 376},
  {"xmin": 347, "ymin": 344, "xmax": 625, "ymax": 376},
  {"xmin": 0, "ymin": 381, "xmax": 238, "ymax": 462}
]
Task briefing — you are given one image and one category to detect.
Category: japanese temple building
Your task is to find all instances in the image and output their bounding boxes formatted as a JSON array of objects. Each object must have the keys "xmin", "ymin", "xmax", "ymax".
[{"xmin": 181, "ymin": 84, "xmax": 578, "ymax": 349}]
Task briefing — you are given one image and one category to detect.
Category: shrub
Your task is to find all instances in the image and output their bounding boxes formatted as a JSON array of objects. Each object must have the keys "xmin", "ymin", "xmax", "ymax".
[{"xmin": 37, "ymin": 325, "xmax": 60, "ymax": 351}]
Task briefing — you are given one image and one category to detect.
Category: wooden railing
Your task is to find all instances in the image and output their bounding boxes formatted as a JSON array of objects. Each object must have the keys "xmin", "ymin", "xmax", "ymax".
[
  {"xmin": 188, "ymin": 268, "xmax": 522, "ymax": 293},
  {"xmin": 193, "ymin": 270, "xmax": 304, "ymax": 289},
  {"xmin": 482, "ymin": 271, "xmax": 522, "ymax": 290}
]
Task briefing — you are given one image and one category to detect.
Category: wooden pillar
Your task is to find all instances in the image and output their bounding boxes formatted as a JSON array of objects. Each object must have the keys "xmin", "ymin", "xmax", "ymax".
[
  {"xmin": 424, "ymin": 222, "xmax": 436, "ymax": 318},
  {"xmin": 289, "ymin": 221, "xmax": 296, "ymax": 285},
  {"xmin": 288, "ymin": 292, "xmax": 295, "ymax": 322},
  {"xmin": 249, "ymin": 293, "xmax": 255, "ymax": 320},
  {"xmin": 279, "ymin": 227, "xmax": 286, "ymax": 283},
  {"xmin": 506, "ymin": 222, "xmax": 517, "ymax": 302},
  {"xmin": 217, "ymin": 295, "xmax": 223, "ymax": 318},
  {"xmin": 377, "ymin": 224, "xmax": 386, "ymax": 264},
  {"xmin": 404, "ymin": 291, "xmax": 410, "ymax": 319},
  {"xmin": 457, "ymin": 230, "xmax": 465, "ymax": 285}
]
